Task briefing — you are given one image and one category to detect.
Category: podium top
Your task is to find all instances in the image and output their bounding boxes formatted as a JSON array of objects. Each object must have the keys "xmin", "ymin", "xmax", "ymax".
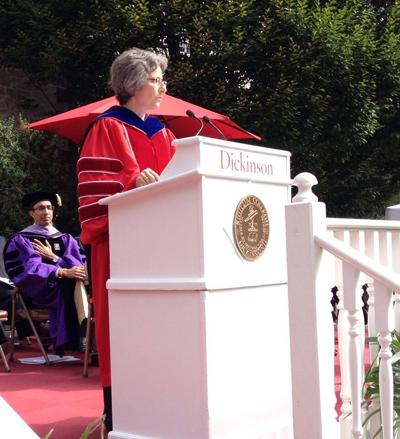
[
  {"xmin": 172, "ymin": 135, "xmax": 290, "ymax": 155},
  {"xmin": 164, "ymin": 136, "xmax": 290, "ymax": 180},
  {"xmin": 101, "ymin": 136, "xmax": 291, "ymax": 206}
]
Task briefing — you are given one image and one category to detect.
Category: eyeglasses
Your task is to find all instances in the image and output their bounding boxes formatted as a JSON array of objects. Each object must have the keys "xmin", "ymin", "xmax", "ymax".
[
  {"xmin": 32, "ymin": 205, "xmax": 54, "ymax": 212},
  {"xmin": 147, "ymin": 77, "xmax": 167, "ymax": 87}
]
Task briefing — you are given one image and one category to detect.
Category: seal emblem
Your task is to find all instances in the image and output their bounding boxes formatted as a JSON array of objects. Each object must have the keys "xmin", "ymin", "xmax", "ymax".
[{"xmin": 233, "ymin": 195, "xmax": 269, "ymax": 261}]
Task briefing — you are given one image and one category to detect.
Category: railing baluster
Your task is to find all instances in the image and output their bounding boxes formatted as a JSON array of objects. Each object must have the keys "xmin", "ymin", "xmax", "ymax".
[
  {"xmin": 379, "ymin": 230, "xmax": 391, "ymax": 270},
  {"xmin": 375, "ymin": 282, "xmax": 394, "ymax": 439},
  {"xmin": 365, "ymin": 230, "xmax": 378, "ymax": 361},
  {"xmin": 349, "ymin": 230, "xmax": 367, "ymax": 382},
  {"xmin": 333, "ymin": 230, "xmax": 352, "ymax": 437},
  {"xmin": 338, "ymin": 302, "xmax": 352, "ymax": 438},
  {"xmin": 343, "ymin": 263, "xmax": 363, "ymax": 439},
  {"xmin": 388, "ymin": 231, "xmax": 393, "ymax": 271},
  {"xmin": 392, "ymin": 231, "xmax": 400, "ymax": 275},
  {"xmin": 392, "ymin": 232, "xmax": 400, "ymax": 331},
  {"xmin": 394, "ymin": 292, "xmax": 400, "ymax": 332}
]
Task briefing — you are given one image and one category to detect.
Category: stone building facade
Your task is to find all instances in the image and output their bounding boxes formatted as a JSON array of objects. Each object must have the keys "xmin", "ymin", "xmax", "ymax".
[{"xmin": 0, "ymin": 67, "xmax": 63, "ymax": 123}]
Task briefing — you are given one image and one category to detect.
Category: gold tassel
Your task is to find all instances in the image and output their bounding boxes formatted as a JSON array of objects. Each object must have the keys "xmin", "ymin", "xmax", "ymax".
[{"xmin": 56, "ymin": 193, "xmax": 62, "ymax": 207}]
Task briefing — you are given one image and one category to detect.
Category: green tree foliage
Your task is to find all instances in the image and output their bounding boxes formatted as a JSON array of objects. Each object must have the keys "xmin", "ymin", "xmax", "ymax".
[
  {"xmin": 1, "ymin": 0, "xmax": 400, "ymax": 231},
  {"xmin": 0, "ymin": 118, "xmax": 79, "ymax": 236}
]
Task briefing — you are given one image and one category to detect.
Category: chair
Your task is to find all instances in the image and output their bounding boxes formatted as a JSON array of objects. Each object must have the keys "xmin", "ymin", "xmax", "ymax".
[
  {"xmin": 9, "ymin": 287, "xmax": 50, "ymax": 365},
  {"xmin": 82, "ymin": 243, "xmax": 97, "ymax": 377},
  {"xmin": 0, "ymin": 310, "xmax": 11, "ymax": 372}
]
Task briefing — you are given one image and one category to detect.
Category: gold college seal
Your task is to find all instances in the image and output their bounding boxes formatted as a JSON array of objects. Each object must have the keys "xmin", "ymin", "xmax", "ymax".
[{"xmin": 233, "ymin": 195, "xmax": 269, "ymax": 261}]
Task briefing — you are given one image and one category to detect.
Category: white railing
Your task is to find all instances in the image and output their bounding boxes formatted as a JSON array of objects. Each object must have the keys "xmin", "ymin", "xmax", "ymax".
[
  {"xmin": 286, "ymin": 172, "xmax": 400, "ymax": 439},
  {"xmin": 327, "ymin": 216, "xmax": 400, "ymax": 439}
]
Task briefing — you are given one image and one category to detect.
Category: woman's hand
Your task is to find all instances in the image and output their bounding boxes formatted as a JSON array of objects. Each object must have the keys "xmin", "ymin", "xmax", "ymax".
[
  {"xmin": 32, "ymin": 239, "xmax": 57, "ymax": 260},
  {"xmin": 60, "ymin": 266, "xmax": 87, "ymax": 280},
  {"xmin": 135, "ymin": 168, "xmax": 160, "ymax": 188}
]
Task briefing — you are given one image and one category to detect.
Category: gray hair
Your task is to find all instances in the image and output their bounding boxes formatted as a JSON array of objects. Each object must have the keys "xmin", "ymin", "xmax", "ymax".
[{"xmin": 109, "ymin": 48, "xmax": 168, "ymax": 105}]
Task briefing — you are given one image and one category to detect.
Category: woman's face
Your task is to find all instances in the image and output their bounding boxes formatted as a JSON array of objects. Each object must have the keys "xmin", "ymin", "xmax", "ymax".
[{"xmin": 133, "ymin": 66, "xmax": 166, "ymax": 114}]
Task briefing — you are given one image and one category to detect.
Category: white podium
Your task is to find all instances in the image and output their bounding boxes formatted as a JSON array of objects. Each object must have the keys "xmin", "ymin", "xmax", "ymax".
[{"xmin": 101, "ymin": 136, "xmax": 293, "ymax": 439}]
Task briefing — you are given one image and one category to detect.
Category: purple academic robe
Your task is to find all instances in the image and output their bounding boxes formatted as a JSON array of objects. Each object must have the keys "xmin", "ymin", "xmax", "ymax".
[{"xmin": 3, "ymin": 225, "xmax": 86, "ymax": 349}]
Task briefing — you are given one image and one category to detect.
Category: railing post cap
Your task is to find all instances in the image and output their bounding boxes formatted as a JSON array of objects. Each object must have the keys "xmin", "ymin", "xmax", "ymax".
[{"xmin": 292, "ymin": 172, "xmax": 318, "ymax": 203}]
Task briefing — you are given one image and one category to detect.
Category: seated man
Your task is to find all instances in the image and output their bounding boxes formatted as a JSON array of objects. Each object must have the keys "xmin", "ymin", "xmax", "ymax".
[{"xmin": 3, "ymin": 191, "xmax": 87, "ymax": 355}]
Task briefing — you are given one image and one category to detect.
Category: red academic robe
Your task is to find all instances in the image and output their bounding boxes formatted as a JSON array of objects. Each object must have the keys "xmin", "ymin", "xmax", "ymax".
[{"xmin": 77, "ymin": 112, "xmax": 175, "ymax": 387}]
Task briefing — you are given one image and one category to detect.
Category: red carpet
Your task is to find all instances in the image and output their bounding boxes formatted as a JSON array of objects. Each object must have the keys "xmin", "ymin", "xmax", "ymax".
[
  {"xmin": 0, "ymin": 331, "xmax": 370, "ymax": 438},
  {"xmin": 0, "ymin": 340, "xmax": 103, "ymax": 439}
]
